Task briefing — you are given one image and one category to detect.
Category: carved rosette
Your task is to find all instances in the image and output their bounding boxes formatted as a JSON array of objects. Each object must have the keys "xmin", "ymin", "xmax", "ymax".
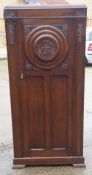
[
  {"xmin": 25, "ymin": 25, "xmax": 68, "ymax": 69},
  {"xmin": 34, "ymin": 35, "xmax": 59, "ymax": 61}
]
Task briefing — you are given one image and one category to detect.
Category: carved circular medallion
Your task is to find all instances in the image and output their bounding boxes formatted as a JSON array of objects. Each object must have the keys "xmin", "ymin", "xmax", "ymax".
[
  {"xmin": 34, "ymin": 35, "xmax": 59, "ymax": 61},
  {"xmin": 25, "ymin": 25, "xmax": 68, "ymax": 69}
]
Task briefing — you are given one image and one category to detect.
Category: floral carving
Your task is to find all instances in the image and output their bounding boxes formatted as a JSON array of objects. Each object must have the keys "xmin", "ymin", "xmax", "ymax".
[
  {"xmin": 34, "ymin": 37, "xmax": 59, "ymax": 61},
  {"xmin": 6, "ymin": 20, "xmax": 16, "ymax": 45},
  {"xmin": 77, "ymin": 22, "xmax": 85, "ymax": 43}
]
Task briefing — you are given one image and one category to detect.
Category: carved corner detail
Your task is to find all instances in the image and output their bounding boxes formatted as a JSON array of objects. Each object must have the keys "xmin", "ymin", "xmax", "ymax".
[
  {"xmin": 76, "ymin": 9, "xmax": 87, "ymax": 17},
  {"xmin": 4, "ymin": 10, "xmax": 16, "ymax": 18},
  {"xmin": 56, "ymin": 59, "xmax": 68, "ymax": 70},
  {"xmin": 53, "ymin": 24, "xmax": 68, "ymax": 37}
]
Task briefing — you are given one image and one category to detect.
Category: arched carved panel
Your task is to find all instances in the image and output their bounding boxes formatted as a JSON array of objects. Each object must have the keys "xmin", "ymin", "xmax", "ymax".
[{"xmin": 25, "ymin": 25, "xmax": 68, "ymax": 69}]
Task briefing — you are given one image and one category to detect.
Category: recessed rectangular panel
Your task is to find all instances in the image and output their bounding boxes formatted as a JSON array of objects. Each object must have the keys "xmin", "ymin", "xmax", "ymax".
[
  {"xmin": 50, "ymin": 76, "xmax": 67, "ymax": 148},
  {"xmin": 27, "ymin": 76, "xmax": 45, "ymax": 149}
]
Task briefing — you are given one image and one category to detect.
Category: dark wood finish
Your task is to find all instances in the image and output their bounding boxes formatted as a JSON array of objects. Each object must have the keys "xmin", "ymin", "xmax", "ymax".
[{"xmin": 4, "ymin": 4, "xmax": 87, "ymax": 166}]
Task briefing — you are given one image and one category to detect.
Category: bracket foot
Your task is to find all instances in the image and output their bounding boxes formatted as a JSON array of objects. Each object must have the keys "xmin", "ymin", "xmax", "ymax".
[
  {"xmin": 73, "ymin": 164, "xmax": 86, "ymax": 168},
  {"xmin": 12, "ymin": 165, "xmax": 26, "ymax": 169}
]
